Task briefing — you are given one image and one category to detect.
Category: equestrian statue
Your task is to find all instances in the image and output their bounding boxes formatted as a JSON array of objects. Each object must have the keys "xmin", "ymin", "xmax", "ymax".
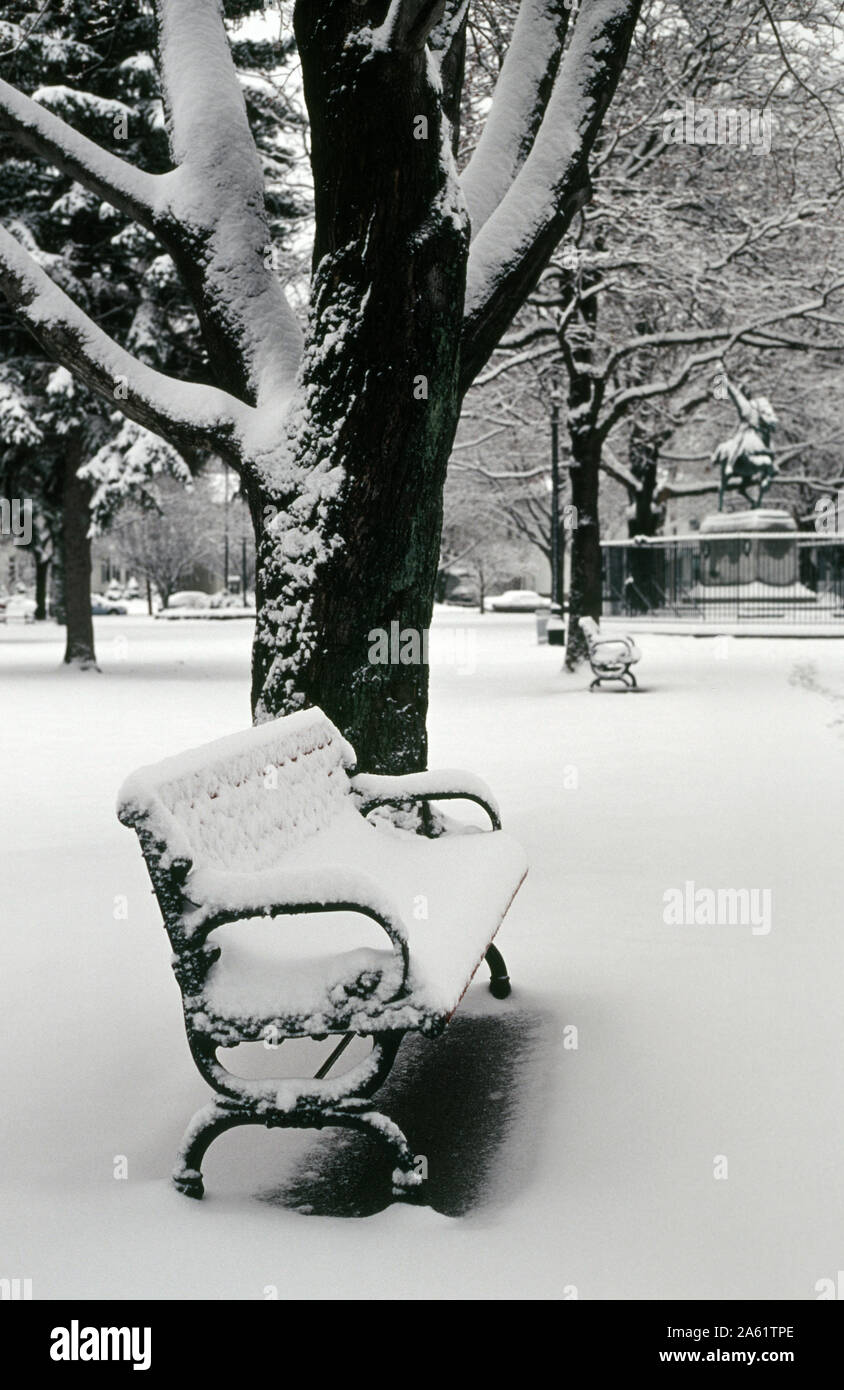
[{"xmin": 711, "ymin": 367, "xmax": 778, "ymax": 509}]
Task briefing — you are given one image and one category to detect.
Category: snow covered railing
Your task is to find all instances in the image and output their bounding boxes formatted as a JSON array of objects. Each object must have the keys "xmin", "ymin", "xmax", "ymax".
[{"xmin": 117, "ymin": 707, "xmax": 528, "ymax": 1201}]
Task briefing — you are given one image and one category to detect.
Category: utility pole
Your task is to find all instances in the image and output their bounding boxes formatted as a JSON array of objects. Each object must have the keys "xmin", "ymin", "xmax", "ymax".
[{"xmin": 241, "ymin": 536, "xmax": 248, "ymax": 601}]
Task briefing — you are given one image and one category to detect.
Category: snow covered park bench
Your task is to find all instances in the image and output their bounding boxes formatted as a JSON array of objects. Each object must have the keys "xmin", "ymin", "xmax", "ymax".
[
  {"xmin": 117, "ymin": 709, "xmax": 527, "ymax": 1200},
  {"xmin": 579, "ymin": 616, "xmax": 641, "ymax": 690}
]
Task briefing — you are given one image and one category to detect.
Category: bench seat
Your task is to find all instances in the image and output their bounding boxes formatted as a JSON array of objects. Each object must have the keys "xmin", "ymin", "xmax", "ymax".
[{"xmin": 192, "ymin": 803, "xmax": 527, "ymax": 1038}]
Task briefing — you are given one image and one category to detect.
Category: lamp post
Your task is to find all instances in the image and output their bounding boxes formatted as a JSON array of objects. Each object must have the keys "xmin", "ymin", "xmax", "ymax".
[
  {"xmin": 223, "ymin": 462, "xmax": 230, "ymax": 592},
  {"xmin": 550, "ymin": 381, "xmax": 563, "ymax": 607}
]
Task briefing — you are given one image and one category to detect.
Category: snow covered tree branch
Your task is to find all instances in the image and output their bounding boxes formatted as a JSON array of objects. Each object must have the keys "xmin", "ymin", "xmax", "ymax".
[
  {"xmin": 461, "ymin": 0, "xmax": 641, "ymax": 388},
  {"xmin": 152, "ymin": 0, "xmax": 303, "ymax": 405},
  {"xmin": 0, "ymin": 224, "xmax": 251, "ymax": 463},
  {"xmin": 429, "ymin": 1, "xmax": 470, "ymax": 138},
  {"xmin": 0, "ymin": 75, "xmax": 163, "ymax": 232},
  {"xmin": 375, "ymin": 0, "xmax": 449, "ymax": 52},
  {"xmin": 599, "ymin": 283, "xmax": 844, "ymax": 434},
  {"xmin": 460, "ymin": 0, "xmax": 574, "ymax": 235}
]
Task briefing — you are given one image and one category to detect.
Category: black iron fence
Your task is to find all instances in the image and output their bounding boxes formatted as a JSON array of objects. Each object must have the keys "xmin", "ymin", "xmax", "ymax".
[{"xmin": 602, "ymin": 537, "xmax": 844, "ymax": 623}]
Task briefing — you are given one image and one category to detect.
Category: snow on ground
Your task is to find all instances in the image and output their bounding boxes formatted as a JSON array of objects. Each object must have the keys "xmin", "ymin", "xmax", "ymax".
[{"xmin": 1, "ymin": 612, "xmax": 843, "ymax": 1299}]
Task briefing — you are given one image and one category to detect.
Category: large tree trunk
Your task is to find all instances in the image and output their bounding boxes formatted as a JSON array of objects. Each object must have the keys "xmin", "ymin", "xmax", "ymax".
[
  {"xmin": 566, "ymin": 428, "xmax": 602, "ymax": 669},
  {"xmin": 61, "ymin": 444, "xmax": 97, "ymax": 669},
  {"xmin": 34, "ymin": 556, "xmax": 49, "ymax": 620},
  {"xmin": 561, "ymin": 271, "xmax": 602, "ymax": 670},
  {"xmin": 627, "ymin": 426, "xmax": 664, "ymax": 539},
  {"xmin": 625, "ymin": 422, "xmax": 666, "ymax": 613},
  {"xmin": 250, "ymin": 3, "xmax": 468, "ymax": 773}
]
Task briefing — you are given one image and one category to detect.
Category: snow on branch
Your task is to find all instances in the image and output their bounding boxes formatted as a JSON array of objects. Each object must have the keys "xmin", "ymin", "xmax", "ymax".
[
  {"xmin": 430, "ymin": 0, "xmax": 470, "ymax": 57},
  {"xmin": 461, "ymin": 0, "xmax": 641, "ymax": 391},
  {"xmin": 450, "ymin": 425, "xmax": 513, "ymax": 453},
  {"xmin": 154, "ymin": 0, "xmax": 303, "ymax": 401},
  {"xmin": 429, "ymin": 0, "xmax": 469, "ymax": 136},
  {"xmin": 600, "ymin": 444, "xmax": 640, "ymax": 492},
  {"xmin": 473, "ymin": 339, "xmax": 559, "ymax": 387},
  {"xmin": 0, "ymin": 75, "xmax": 163, "ymax": 231},
  {"xmin": 460, "ymin": 1, "xmax": 574, "ymax": 237},
  {"xmin": 1, "ymin": 4, "xmax": 304, "ymax": 404},
  {"xmin": 373, "ymin": 0, "xmax": 448, "ymax": 53},
  {"xmin": 599, "ymin": 283, "xmax": 844, "ymax": 434},
  {"xmin": 0, "ymin": 226, "xmax": 252, "ymax": 466},
  {"xmin": 451, "ymin": 461, "xmax": 549, "ymax": 481}
]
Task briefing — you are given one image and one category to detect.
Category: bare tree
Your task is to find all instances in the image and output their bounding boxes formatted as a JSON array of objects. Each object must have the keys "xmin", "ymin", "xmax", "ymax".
[
  {"xmin": 111, "ymin": 476, "xmax": 225, "ymax": 610},
  {"xmin": 464, "ymin": 0, "xmax": 844, "ymax": 665}
]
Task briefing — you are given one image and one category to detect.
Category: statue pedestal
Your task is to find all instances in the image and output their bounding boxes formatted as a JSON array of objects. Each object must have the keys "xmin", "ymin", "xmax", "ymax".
[
  {"xmin": 695, "ymin": 510, "xmax": 811, "ymax": 603},
  {"xmin": 700, "ymin": 509, "xmax": 795, "ymax": 536}
]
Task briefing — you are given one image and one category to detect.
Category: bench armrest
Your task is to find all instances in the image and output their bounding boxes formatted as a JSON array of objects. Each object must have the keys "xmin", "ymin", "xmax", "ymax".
[
  {"xmin": 350, "ymin": 770, "xmax": 501, "ymax": 830},
  {"xmin": 590, "ymin": 636, "xmax": 636, "ymax": 656},
  {"xmin": 180, "ymin": 865, "xmax": 410, "ymax": 999}
]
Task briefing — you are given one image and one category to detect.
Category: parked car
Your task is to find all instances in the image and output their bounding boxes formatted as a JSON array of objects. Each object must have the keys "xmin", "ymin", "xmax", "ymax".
[
  {"xmin": 166, "ymin": 591, "xmax": 211, "ymax": 610},
  {"xmin": 442, "ymin": 582, "xmax": 479, "ymax": 607},
  {"xmin": 91, "ymin": 595, "xmax": 128, "ymax": 616},
  {"xmin": 486, "ymin": 589, "xmax": 551, "ymax": 613},
  {"xmin": 1, "ymin": 593, "xmax": 37, "ymax": 623}
]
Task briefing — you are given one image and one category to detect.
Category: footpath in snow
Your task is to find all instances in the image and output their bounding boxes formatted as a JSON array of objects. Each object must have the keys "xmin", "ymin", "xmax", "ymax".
[{"xmin": 1, "ymin": 613, "xmax": 842, "ymax": 1298}]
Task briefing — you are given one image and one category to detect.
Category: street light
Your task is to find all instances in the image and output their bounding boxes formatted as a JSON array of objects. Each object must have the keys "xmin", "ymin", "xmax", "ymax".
[
  {"xmin": 549, "ymin": 380, "xmax": 563, "ymax": 607},
  {"xmin": 223, "ymin": 462, "xmax": 230, "ymax": 593}
]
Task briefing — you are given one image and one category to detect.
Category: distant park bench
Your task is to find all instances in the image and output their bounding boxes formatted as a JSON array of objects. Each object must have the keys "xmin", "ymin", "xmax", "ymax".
[
  {"xmin": 579, "ymin": 616, "xmax": 642, "ymax": 690},
  {"xmin": 118, "ymin": 709, "xmax": 527, "ymax": 1199}
]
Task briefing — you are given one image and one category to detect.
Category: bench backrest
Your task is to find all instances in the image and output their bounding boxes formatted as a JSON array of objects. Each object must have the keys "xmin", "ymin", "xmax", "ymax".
[{"xmin": 118, "ymin": 708, "xmax": 356, "ymax": 874}]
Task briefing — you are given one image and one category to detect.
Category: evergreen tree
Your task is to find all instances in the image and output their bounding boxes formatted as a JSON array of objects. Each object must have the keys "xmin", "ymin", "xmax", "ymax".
[{"xmin": 0, "ymin": 1, "xmax": 303, "ymax": 663}]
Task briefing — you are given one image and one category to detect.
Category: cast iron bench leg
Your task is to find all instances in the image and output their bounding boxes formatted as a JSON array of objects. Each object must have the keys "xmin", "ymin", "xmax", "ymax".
[
  {"xmin": 172, "ymin": 1030, "xmax": 420, "ymax": 1199},
  {"xmin": 173, "ymin": 1101, "xmax": 256, "ymax": 1199},
  {"xmin": 172, "ymin": 1100, "xmax": 421, "ymax": 1201},
  {"xmin": 485, "ymin": 942, "xmax": 511, "ymax": 999}
]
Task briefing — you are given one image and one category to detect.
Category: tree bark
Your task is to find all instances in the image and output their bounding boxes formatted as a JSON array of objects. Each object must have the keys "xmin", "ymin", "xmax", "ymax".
[
  {"xmin": 627, "ymin": 425, "xmax": 663, "ymax": 538},
  {"xmin": 250, "ymin": 3, "xmax": 468, "ymax": 773},
  {"xmin": 61, "ymin": 443, "xmax": 97, "ymax": 668},
  {"xmin": 563, "ymin": 276, "xmax": 602, "ymax": 670},
  {"xmin": 566, "ymin": 429, "xmax": 602, "ymax": 669},
  {"xmin": 625, "ymin": 422, "xmax": 666, "ymax": 612},
  {"xmin": 34, "ymin": 556, "xmax": 49, "ymax": 620}
]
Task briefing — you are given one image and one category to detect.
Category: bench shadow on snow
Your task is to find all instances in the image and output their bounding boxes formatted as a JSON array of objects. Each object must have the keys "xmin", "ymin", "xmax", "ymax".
[{"xmin": 258, "ymin": 1008, "xmax": 545, "ymax": 1219}]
